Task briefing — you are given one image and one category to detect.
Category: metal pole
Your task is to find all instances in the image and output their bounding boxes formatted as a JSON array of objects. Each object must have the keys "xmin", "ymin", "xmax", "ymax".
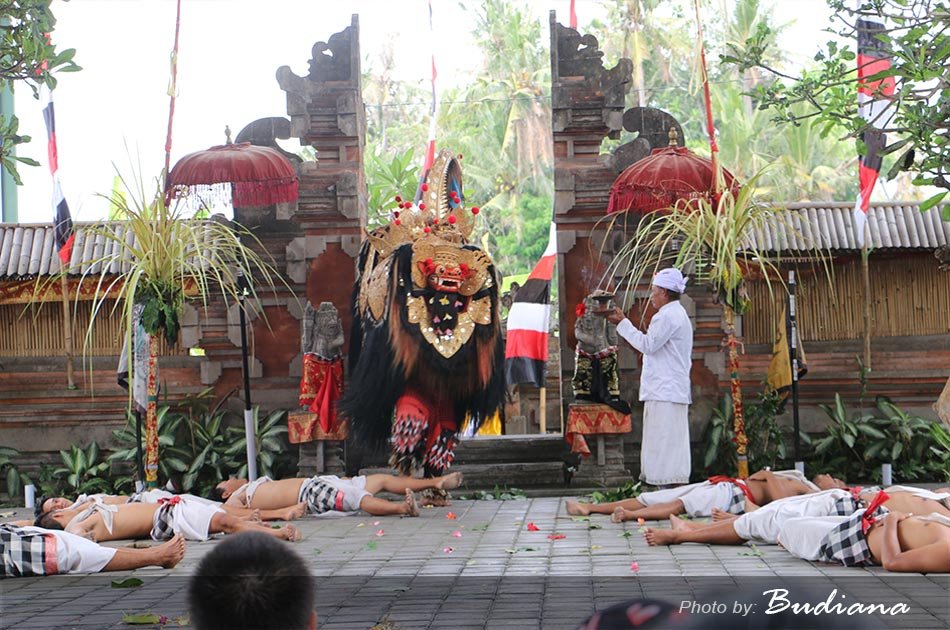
[
  {"xmin": 237, "ymin": 271, "xmax": 258, "ymax": 481},
  {"xmin": 788, "ymin": 270, "xmax": 802, "ymax": 468},
  {"xmin": 134, "ymin": 409, "xmax": 145, "ymax": 492}
]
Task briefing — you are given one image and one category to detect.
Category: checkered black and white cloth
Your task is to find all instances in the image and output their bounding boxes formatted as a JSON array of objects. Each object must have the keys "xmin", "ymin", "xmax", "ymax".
[
  {"xmin": 832, "ymin": 495, "xmax": 864, "ymax": 516},
  {"xmin": 818, "ymin": 504, "xmax": 888, "ymax": 566},
  {"xmin": 298, "ymin": 477, "xmax": 342, "ymax": 514},
  {"xmin": 149, "ymin": 498, "xmax": 181, "ymax": 541},
  {"xmin": 725, "ymin": 485, "xmax": 747, "ymax": 515},
  {"xmin": 0, "ymin": 524, "xmax": 56, "ymax": 578}
]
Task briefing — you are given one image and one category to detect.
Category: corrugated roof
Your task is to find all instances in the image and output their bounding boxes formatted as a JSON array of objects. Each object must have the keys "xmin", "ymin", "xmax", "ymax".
[
  {"xmin": 0, "ymin": 221, "xmax": 214, "ymax": 280},
  {"xmin": 747, "ymin": 201, "xmax": 949, "ymax": 252}
]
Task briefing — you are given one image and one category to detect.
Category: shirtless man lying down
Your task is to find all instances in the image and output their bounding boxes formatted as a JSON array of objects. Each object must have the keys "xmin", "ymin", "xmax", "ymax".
[
  {"xmin": 35, "ymin": 489, "xmax": 304, "ymax": 523},
  {"xmin": 35, "ymin": 496, "xmax": 298, "ymax": 543},
  {"xmin": 0, "ymin": 523, "xmax": 185, "ymax": 577},
  {"xmin": 565, "ymin": 470, "xmax": 842, "ymax": 522},
  {"xmin": 213, "ymin": 472, "xmax": 464, "ymax": 517}
]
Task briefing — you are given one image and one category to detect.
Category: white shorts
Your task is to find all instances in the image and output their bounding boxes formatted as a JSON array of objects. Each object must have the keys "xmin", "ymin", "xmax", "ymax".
[
  {"xmin": 151, "ymin": 498, "xmax": 225, "ymax": 541},
  {"xmin": 733, "ymin": 489, "xmax": 850, "ymax": 545}
]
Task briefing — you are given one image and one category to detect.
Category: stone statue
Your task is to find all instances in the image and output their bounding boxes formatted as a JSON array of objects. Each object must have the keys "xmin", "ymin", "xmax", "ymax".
[
  {"xmin": 302, "ymin": 301, "xmax": 345, "ymax": 360},
  {"xmin": 572, "ymin": 291, "xmax": 630, "ymax": 414},
  {"xmin": 292, "ymin": 302, "xmax": 346, "ymax": 444}
]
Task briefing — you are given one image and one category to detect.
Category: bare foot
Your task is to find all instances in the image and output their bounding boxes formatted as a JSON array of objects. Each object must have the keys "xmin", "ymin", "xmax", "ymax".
[
  {"xmin": 239, "ymin": 509, "xmax": 262, "ymax": 522},
  {"xmin": 669, "ymin": 515, "xmax": 696, "ymax": 532},
  {"xmin": 277, "ymin": 524, "xmax": 301, "ymax": 542},
  {"xmin": 155, "ymin": 533, "xmax": 186, "ymax": 568},
  {"xmin": 711, "ymin": 508, "xmax": 738, "ymax": 522},
  {"xmin": 280, "ymin": 503, "xmax": 307, "ymax": 521},
  {"xmin": 611, "ymin": 507, "xmax": 630, "ymax": 524},
  {"xmin": 644, "ymin": 527, "xmax": 676, "ymax": 546},
  {"xmin": 404, "ymin": 490, "xmax": 420, "ymax": 517},
  {"xmin": 438, "ymin": 472, "xmax": 463, "ymax": 491},
  {"xmin": 565, "ymin": 500, "xmax": 590, "ymax": 517}
]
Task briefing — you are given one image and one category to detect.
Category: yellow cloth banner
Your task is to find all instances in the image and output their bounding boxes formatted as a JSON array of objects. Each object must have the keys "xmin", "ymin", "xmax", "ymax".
[{"xmin": 766, "ymin": 302, "xmax": 807, "ymax": 398}]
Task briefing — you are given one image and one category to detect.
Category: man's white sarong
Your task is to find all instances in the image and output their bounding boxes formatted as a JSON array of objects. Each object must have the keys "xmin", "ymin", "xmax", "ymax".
[
  {"xmin": 640, "ymin": 400, "xmax": 690, "ymax": 485},
  {"xmin": 732, "ymin": 489, "xmax": 850, "ymax": 545}
]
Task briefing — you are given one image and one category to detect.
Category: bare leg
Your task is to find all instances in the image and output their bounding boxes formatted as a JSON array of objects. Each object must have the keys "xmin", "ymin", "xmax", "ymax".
[
  {"xmin": 611, "ymin": 500, "xmax": 686, "ymax": 523},
  {"xmin": 566, "ymin": 497, "xmax": 647, "ymax": 517},
  {"xmin": 362, "ymin": 472, "xmax": 463, "ymax": 495},
  {"xmin": 644, "ymin": 516, "xmax": 745, "ymax": 546},
  {"xmin": 209, "ymin": 513, "xmax": 300, "ymax": 541},
  {"xmin": 356, "ymin": 490, "xmax": 418, "ymax": 517},
  {"xmin": 101, "ymin": 534, "xmax": 185, "ymax": 571}
]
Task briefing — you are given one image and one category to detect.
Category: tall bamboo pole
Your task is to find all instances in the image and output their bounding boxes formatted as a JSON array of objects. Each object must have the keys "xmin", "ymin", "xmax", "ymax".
[
  {"xmin": 59, "ymin": 275, "xmax": 75, "ymax": 389},
  {"xmin": 862, "ymin": 239, "xmax": 872, "ymax": 372}
]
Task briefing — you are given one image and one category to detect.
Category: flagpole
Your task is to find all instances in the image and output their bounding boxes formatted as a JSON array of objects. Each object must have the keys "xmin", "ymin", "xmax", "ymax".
[
  {"xmin": 787, "ymin": 270, "xmax": 801, "ymax": 467},
  {"xmin": 862, "ymin": 230, "xmax": 872, "ymax": 372},
  {"xmin": 539, "ymin": 386, "xmax": 547, "ymax": 433},
  {"xmin": 59, "ymin": 274, "xmax": 75, "ymax": 389}
]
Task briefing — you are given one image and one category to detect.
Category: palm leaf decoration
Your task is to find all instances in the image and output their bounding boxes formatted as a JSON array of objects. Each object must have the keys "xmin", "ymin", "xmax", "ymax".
[
  {"xmin": 53, "ymin": 168, "xmax": 287, "ymax": 487},
  {"xmin": 602, "ymin": 171, "xmax": 829, "ymax": 477}
]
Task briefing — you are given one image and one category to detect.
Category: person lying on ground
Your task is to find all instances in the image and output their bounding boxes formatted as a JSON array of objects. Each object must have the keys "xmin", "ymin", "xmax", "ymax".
[
  {"xmin": 566, "ymin": 470, "xmax": 842, "ymax": 523},
  {"xmin": 212, "ymin": 471, "xmax": 464, "ymax": 518},
  {"xmin": 780, "ymin": 499, "xmax": 950, "ymax": 573},
  {"xmin": 709, "ymin": 484, "xmax": 950, "ymax": 523},
  {"xmin": 34, "ymin": 495, "xmax": 299, "ymax": 543},
  {"xmin": 1, "ymin": 522, "xmax": 185, "ymax": 577},
  {"xmin": 189, "ymin": 531, "xmax": 317, "ymax": 630},
  {"xmin": 643, "ymin": 488, "xmax": 854, "ymax": 547},
  {"xmin": 35, "ymin": 488, "xmax": 304, "ymax": 523}
]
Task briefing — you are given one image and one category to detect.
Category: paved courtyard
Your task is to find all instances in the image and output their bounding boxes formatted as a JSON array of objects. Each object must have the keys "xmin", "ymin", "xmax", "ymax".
[{"xmin": 2, "ymin": 497, "xmax": 948, "ymax": 629}]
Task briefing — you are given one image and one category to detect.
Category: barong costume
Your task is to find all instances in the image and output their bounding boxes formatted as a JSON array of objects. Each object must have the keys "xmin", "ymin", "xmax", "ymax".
[{"xmin": 340, "ymin": 150, "xmax": 504, "ymax": 488}]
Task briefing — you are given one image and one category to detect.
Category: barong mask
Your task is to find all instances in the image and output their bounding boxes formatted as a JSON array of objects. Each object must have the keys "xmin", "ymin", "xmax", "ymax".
[{"xmin": 343, "ymin": 149, "xmax": 505, "ymax": 453}]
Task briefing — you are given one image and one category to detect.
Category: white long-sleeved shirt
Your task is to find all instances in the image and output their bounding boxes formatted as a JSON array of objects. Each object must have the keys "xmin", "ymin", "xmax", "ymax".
[{"xmin": 616, "ymin": 300, "xmax": 693, "ymax": 404}]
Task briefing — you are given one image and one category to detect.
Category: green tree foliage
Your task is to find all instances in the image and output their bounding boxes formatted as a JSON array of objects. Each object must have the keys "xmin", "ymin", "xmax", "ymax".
[
  {"xmin": 0, "ymin": 1, "xmax": 80, "ymax": 183},
  {"xmin": 721, "ymin": 0, "xmax": 950, "ymax": 214}
]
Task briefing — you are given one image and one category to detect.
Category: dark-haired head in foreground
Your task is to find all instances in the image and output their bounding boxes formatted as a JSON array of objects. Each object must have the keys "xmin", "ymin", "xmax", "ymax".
[{"xmin": 188, "ymin": 531, "xmax": 316, "ymax": 630}]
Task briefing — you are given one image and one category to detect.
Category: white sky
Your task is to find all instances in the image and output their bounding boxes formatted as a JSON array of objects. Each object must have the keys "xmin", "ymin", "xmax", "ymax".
[{"xmin": 10, "ymin": 0, "xmax": 835, "ymax": 224}]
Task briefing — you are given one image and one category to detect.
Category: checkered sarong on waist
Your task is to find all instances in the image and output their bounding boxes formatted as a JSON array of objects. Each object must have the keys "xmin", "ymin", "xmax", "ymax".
[
  {"xmin": 0, "ymin": 524, "xmax": 57, "ymax": 578},
  {"xmin": 149, "ymin": 496, "xmax": 181, "ymax": 541},
  {"xmin": 298, "ymin": 477, "xmax": 342, "ymax": 515},
  {"xmin": 832, "ymin": 494, "xmax": 864, "ymax": 516},
  {"xmin": 725, "ymin": 484, "xmax": 747, "ymax": 515},
  {"xmin": 818, "ymin": 491, "xmax": 889, "ymax": 566}
]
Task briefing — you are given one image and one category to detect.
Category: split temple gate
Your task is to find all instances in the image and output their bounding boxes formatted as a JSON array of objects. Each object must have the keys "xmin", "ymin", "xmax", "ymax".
[{"xmin": 0, "ymin": 15, "xmax": 947, "ymax": 489}]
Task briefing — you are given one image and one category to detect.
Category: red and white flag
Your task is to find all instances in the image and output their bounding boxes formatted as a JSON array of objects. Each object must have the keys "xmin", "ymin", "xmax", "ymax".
[
  {"xmin": 853, "ymin": 12, "xmax": 895, "ymax": 247},
  {"xmin": 505, "ymin": 221, "xmax": 556, "ymax": 388},
  {"xmin": 40, "ymin": 85, "xmax": 74, "ymax": 266}
]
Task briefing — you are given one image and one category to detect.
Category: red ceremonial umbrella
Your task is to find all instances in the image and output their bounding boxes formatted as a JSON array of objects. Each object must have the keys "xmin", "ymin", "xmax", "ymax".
[
  {"xmin": 606, "ymin": 129, "xmax": 740, "ymax": 215},
  {"xmin": 166, "ymin": 139, "xmax": 299, "ymax": 208}
]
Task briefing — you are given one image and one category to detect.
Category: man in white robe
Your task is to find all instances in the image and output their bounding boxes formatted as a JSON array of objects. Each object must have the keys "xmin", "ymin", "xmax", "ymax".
[{"xmin": 604, "ymin": 267, "xmax": 693, "ymax": 486}]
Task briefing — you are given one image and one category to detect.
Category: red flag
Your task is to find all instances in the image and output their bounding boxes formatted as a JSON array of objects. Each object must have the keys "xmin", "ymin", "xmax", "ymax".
[
  {"xmin": 853, "ymin": 14, "xmax": 894, "ymax": 247},
  {"xmin": 40, "ymin": 85, "xmax": 74, "ymax": 266},
  {"xmin": 505, "ymin": 221, "xmax": 556, "ymax": 388},
  {"xmin": 569, "ymin": 0, "xmax": 577, "ymax": 29}
]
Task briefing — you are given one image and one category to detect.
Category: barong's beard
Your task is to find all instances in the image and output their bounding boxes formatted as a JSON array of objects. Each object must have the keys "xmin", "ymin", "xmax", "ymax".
[{"xmin": 426, "ymin": 290, "xmax": 467, "ymax": 335}]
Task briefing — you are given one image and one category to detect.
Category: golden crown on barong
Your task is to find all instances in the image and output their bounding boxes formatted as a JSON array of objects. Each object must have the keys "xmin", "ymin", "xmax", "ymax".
[{"xmin": 365, "ymin": 149, "xmax": 480, "ymax": 258}]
